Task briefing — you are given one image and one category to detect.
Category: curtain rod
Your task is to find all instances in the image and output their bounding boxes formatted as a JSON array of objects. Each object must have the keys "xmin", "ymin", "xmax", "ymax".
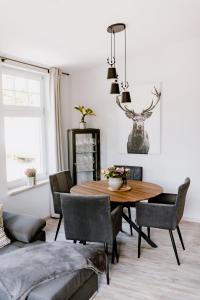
[{"xmin": 0, "ymin": 56, "xmax": 70, "ymax": 76}]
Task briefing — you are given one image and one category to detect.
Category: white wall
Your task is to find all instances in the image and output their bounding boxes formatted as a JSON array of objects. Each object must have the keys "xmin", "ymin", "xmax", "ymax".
[
  {"xmin": 5, "ymin": 185, "xmax": 51, "ymax": 218},
  {"xmin": 70, "ymin": 38, "xmax": 200, "ymax": 222}
]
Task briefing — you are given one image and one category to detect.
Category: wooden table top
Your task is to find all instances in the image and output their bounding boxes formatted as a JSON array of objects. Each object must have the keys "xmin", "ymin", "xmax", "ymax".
[{"xmin": 70, "ymin": 180, "xmax": 163, "ymax": 203}]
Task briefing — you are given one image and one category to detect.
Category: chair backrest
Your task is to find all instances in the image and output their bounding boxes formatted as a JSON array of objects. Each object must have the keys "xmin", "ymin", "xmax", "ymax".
[
  {"xmin": 49, "ymin": 171, "xmax": 73, "ymax": 214},
  {"xmin": 61, "ymin": 194, "xmax": 113, "ymax": 244},
  {"xmin": 175, "ymin": 177, "xmax": 190, "ymax": 225},
  {"xmin": 115, "ymin": 165, "xmax": 143, "ymax": 181}
]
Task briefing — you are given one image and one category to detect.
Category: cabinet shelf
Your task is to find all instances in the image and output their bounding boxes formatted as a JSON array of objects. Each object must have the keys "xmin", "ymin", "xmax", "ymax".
[
  {"xmin": 77, "ymin": 170, "xmax": 94, "ymax": 173},
  {"xmin": 76, "ymin": 151, "xmax": 96, "ymax": 154}
]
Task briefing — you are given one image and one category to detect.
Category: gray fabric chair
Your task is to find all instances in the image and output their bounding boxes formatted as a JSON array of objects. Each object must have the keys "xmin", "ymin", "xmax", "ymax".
[
  {"xmin": 49, "ymin": 171, "xmax": 73, "ymax": 240},
  {"xmin": 115, "ymin": 165, "xmax": 143, "ymax": 235},
  {"xmin": 136, "ymin": 178, "xmax": 190, "ymax": 265},
  {"xmin": 60, "ymin": 194, "xmax": 122, "ymax": 285}
]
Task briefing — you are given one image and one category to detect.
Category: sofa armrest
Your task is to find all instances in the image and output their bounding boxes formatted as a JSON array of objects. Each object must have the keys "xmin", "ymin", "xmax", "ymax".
[
  {"xmin": 3, "ymin": 211, "xmax": 46, "ymax": 243},
  {"xmin": 111, "ymin": 205, "xmax": 122, "ymax": 238}
]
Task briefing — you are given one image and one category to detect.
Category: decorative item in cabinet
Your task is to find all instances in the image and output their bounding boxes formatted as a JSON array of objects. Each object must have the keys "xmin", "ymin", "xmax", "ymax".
[{"xmin": 67, "ymin": 129, "xmax": 100, "ymax": 185}]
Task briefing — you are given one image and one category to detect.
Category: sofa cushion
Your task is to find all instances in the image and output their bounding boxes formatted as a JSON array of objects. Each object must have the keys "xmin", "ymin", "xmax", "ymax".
[
  {"xmin": 0, "ymin": 227, "xmax": 11, "ymax": 249},
  {"xmin": 0, "ymin": 204, "xmax": 11, "ymax": 248},
  {"xmin": 0, "ymin": 204, "xmax": 3, "ymax": 227},
  {"xmin": 27, "ymin": 269, "xmax": 95, "ymax": 300},
  {"xmin": 0, "ymin": 240, "xmax": 44, "ymax": 256},
  {"xmin": 3, "ymin": 211, "xmax": 46, "ymax": 243},
  {"xmin": 0, "ymin": 241, "xmax": 25, "ymax": 255}
]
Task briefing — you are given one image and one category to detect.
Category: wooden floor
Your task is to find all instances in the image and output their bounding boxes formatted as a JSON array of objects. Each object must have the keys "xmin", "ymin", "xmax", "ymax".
[{"xmin": 45, "ymin": 215, "xmax": 200, "ymax": 300}]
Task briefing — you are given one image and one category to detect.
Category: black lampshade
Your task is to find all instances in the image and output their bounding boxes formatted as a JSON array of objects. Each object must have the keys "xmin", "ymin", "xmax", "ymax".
[
  {"xmin": 121, "ymin": 91, "xmax": 131, "ymax": 103},
  {"xmin": 107, "ymin": 67, "xmax": 117, "ymax": 79},
  {"xmin": 110, "ymin": 81, "xmax": 120, "ymax": 94}
]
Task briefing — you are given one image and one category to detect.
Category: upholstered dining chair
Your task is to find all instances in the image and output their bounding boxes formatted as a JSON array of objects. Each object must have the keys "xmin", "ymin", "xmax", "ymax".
[
  {"xmin": 136, "ymin": 178, "xmax": 190, "ymax": 265},
  {"xmin": 49, "ymin": 170, "xmax": 73, "ymax": 241},
  {"xmin": 115, "ymin": 165, "xmax": 143, "ymax": 236},
  {"xmin": 60, "ymin": 194, "xmax": 122, "ymax": 285}
]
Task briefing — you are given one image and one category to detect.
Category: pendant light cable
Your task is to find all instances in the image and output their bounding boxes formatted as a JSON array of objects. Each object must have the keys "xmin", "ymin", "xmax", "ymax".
[
  {"xmin": 114, "ymin": 32, "xmax": 115, "ymax": 67},
  {"xmin": 125, "ymin": 27, "xmax": 127, "ymax": 88},
  {"xmin": 111, "ymin": 30, "xmax": 113, "ymax": 65}
]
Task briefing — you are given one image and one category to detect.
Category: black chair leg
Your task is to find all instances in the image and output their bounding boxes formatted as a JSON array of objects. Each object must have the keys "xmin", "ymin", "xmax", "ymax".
[
  {"xmin": 79, "ymin": 241, "xmax": 86, "ymax": 245},
  {"xmin": 177, "ymin": 226, "xmax": 185, "ymax": 250},
  {"xmin": 111, "ymin": 241, "xmax": 115, "ymax": 264},
  {"xmin": 115, "ymin": 239, "xmax": 119, "ymax": 263},
  {"xmin": 114, "ymin": 238, "xmax": 119, "ymax": 262},
  {"xmin": 54, "ymin": 214, "xmax": 62, "ymax": 241},
  {"xmin": 128, "ymin": 206, "xmax": 133, "ymax": 236},
  {"xmin": 104, "ymin": 243, "xmax": 110, "ymax": 285},
  {"xmin": 112, "ymin": 238, "xmax": 119, "ymax": 264},
  {"xmin": 169, "ymin": 230, "xmax": 180, "ymax": 265},
  {"xmin": 147, "ymin": 227, "xmax": 150, "ymax": 239},
  {"xmin": 138, "ymin": 226, "xmax": 142, "ymax": 258}
]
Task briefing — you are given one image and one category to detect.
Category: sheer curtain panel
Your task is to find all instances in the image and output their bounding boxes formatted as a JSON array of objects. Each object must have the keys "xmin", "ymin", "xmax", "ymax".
[{"xmin": 49, "ymin": 68, "xmax": 64, "ymax": 172}]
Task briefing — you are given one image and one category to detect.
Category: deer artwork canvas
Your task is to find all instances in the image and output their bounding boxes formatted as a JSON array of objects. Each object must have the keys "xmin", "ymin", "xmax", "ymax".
[{"xmin": 116, "ymin": 84, "xmax": 161, "ymax": 154}]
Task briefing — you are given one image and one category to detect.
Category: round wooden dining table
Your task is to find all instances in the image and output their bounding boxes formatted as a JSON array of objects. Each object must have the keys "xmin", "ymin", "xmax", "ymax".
[{"xmin": 71, "ymin": 180, "xmax": 163, "ymax": 248}]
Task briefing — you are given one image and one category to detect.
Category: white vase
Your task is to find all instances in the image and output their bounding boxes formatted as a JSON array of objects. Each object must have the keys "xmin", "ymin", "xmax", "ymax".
[
  {"xmin": 80, "ymin": 122, "xmax": 87, "ymax": 129},
  {"xmin": 27, "ymin": 177, "xmax": 35, "ymax": 187},
  {"xmin": 108, "ymin": 177, "xmax": 123, "ymax": 191}
]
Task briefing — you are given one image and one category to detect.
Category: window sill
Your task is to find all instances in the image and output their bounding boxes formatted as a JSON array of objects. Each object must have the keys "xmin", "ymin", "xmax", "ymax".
[{"xmin": 8, "ymin": 179, "xmax": 49, "ymax": 196}]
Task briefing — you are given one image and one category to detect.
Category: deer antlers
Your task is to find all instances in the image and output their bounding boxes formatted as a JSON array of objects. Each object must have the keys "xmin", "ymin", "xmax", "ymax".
[
  {"xmin": 142, "ymin": 87, "xmax": 161, "ymax": 114},
  {"xmin": 116, "ymin": 86, "xmax": 161, "ymax": 118},
  {"xmin": 116, "ymin": 96, "xmax": 137, "ymax": 119}
]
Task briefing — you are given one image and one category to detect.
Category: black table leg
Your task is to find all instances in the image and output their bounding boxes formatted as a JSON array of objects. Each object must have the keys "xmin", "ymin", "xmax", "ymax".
[{"xmin": 122, "ymin": 212, "xmax": 157, "ymax": 248}]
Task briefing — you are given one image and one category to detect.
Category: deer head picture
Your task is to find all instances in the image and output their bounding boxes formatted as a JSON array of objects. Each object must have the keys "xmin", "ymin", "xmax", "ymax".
[{"xmin": 116, "ymin": 87, "xmax": 161, "ymax": 154}]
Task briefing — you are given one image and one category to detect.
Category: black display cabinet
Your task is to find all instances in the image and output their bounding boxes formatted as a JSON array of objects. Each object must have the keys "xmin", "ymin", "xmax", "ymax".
[{"xmin": 67, "ymin": 128, "xmax": 101, "ymax": 185}]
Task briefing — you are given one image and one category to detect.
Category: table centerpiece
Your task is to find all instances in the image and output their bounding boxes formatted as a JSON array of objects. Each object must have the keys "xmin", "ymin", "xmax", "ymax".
[{"xmin": 102, "ymin": 166, "xmax": 129, "ymax": 191}]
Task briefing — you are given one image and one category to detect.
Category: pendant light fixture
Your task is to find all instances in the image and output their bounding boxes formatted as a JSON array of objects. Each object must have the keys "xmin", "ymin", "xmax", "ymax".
[
  {"xmin": 107, "ymin": 30, "xmax": 117, "ymax": 80},
  {"xmin": 106, "ymin": 23, "xmax": 131, "ymax": 102},
  {"xmin": 121, "ymin": 26, "xmax": 131, "ymax": 103},
  {"xmin": 107, "ymin": 23, "xmax": 125, "ymax": 95},
  {"xmin": 110, "ymin": 79, "xmax": 120, "ymax": 94}
]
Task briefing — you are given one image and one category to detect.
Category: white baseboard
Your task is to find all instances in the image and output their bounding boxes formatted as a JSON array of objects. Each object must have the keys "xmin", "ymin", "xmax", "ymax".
[{"xmin": 183, "ymin": 217, "xmax": 200, "ymax": 223}]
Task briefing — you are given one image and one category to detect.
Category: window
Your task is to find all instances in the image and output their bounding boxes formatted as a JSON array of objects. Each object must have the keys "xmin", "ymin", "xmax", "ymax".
[{"xmin": 1, "ymin": 67, "xmax": 47, "ymax": 188}]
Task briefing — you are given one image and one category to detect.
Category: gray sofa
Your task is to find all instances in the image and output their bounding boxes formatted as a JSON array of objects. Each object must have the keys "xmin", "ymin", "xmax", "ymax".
[
  {"xmin": 0, "ymin": 211, "xmax": 46, "ymax": 255},
  {"xmin": 0, "ymin": 211, "xmax": 98, "ymax": 300}
]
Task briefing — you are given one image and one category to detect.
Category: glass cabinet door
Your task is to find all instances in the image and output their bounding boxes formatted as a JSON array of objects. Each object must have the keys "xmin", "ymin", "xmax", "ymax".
[
  {"xmin": 76, "ymin": 133, "xmax": 95, "ymax": 183},
  {"xmin": 68, "ymin": 129, "xmax": 100, "ymax": 185}
]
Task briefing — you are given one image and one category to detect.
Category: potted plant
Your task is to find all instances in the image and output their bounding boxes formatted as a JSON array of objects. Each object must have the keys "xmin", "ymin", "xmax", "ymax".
[
  {"xmin": 102, "ymin": 166, "xmax": 129, "ymax": 191},
  {"xmin": 74, "ymin": 105, "xmax": 95, "ymax": 129},
  {"xmin": 25, "ymin": 168, "xmax": 36, "ymax": 186}
]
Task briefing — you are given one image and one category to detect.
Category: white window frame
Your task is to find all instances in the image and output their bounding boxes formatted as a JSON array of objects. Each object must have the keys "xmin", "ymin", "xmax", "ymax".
[{"xmin": 1, "ymin": 66, "xmax": 48, "ymax": 189}]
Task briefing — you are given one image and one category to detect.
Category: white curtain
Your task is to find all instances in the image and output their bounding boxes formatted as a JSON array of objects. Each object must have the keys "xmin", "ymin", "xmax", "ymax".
[{"xmin": 49, "ymin": 68, "xmax": 65, "ymax": 172}]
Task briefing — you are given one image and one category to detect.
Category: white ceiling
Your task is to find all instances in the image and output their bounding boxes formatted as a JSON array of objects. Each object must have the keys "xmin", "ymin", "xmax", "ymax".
[{"xmin": 0, "ymin": 0, "xmax": 200, "ymax": 72}]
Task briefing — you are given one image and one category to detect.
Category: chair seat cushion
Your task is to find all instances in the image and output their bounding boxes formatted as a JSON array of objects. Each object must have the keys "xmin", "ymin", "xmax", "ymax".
[{"xmin": 27, "ymin": 269, "xmax": 96, "ymax": 300}]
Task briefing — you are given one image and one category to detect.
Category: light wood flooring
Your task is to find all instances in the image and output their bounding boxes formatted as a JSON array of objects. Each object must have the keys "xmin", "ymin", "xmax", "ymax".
[{"xmin": 45, "ymin": 215, "xmax": 200, "ymax": 300}]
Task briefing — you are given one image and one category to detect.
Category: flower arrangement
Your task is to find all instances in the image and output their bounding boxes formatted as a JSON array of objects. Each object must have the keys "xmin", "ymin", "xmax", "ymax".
[
  {"xmin": 74, "ymin": 105, "xmax": 95, "ymax": 123},
  {"xmin": 102, "ymin": 166, "xmax": 129, "ymax": 179},
  {"xmin": 24, "ymin": 168, "xmax": 36, "ymax": 178}
]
